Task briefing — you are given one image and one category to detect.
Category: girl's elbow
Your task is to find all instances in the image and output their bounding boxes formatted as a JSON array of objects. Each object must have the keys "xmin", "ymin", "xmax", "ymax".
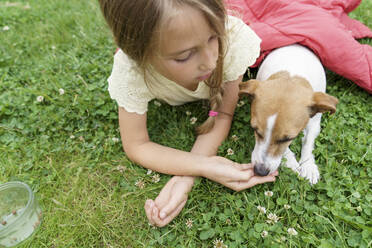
[
  {"xmin": 122, "ymin": 143, "xmax": 136, "ymax": 162},
  {"xmin": 122, "ymin": 142, "xmax": 144, "ymax": 164}
]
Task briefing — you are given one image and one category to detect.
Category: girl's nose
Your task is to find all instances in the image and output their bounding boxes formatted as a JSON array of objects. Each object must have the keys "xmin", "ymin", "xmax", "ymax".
[{"xmin": 199, "ymin": 47, "xmax": 217, "ymax": 71}]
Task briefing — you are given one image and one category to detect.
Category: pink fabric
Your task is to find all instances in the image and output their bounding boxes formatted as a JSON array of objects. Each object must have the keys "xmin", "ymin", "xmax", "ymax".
[{"xmin": 225, "ymin": 0, "xmax": 372, "ymax": 93}]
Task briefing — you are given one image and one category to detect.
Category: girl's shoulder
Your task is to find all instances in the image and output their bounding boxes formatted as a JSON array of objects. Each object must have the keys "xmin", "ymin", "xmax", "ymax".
[
  {"xmin": 225, "ymin": 15, "xmax": 261, "ymax": 51},
  {"xmin": 223, "ymin": 15, "xmax": 261, "ymax": 82},
  {"xmin": 107, "ymin": 50, "xmax": 154, "ymax": 114},
  {"xmin": 111, "ymin": 50, "xmax": 144, "ymax": 80}
]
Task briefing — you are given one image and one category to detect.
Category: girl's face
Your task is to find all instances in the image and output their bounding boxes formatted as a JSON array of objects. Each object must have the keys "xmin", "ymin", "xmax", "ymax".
[{"xmin": 151, "ymin": 5, "xmax": 219, "ymax": 91}]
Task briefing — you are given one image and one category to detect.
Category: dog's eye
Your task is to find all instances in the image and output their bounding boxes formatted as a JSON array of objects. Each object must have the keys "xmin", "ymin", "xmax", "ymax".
[
  {"xmin": 252, "ymin": 126, "xmax": 264, "ymax": 139},
  {"xmin": 254, "ymin": 130, "xmax": 264, "ymax": 139},
  {"xmin": 276, "ymin": 137, "xmax": 294, "ymax": 144}
]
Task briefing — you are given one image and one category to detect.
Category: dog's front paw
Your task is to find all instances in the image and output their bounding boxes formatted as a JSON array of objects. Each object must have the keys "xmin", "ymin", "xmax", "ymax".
[
  {"xmin": 283, "ymin": 150, "xmax": 300, "ymax": 173},
  {"xmin": 298, "ymin": 162, "xmax": 320, "ymax": 185}
]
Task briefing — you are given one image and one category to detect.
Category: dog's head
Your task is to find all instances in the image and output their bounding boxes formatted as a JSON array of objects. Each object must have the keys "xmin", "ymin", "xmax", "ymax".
[{"xmin": 239, "ymin": 71, "xmax": 338, "ymax": 176}]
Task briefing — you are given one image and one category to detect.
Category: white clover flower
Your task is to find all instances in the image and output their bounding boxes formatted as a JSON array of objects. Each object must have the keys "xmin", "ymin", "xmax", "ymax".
[
  {"xmin": 154, "ymin": 100, "xmax": 161, "ymax": 107},
  {"xmin": 237, "ymin": 100, "xmax": 245, "ymax": 107},
  {"xmin": 3, "ymin": 26, "xmax": 10, "ymax": 31},
  {"xmin": 148, "ymin": 222, "xmax": 157, "ymax": 229},
  {"xmin": 284, "ymin": 204, "xmax": 291, "ymax": 210},
  {"xmin": 36, "ymin": 96, "xmax": 44, "ymax": 102},
  {"xmin": 213, "ymin": 238, "xmax": 227, "ymax": 248},
  {"xmin": 257, "ymin": 206, "xmax": 266, "ymax": 214},
  {"xmin": 231, "ymin": 134, "xmax": 239, "ymax": 141},
  {"xmin": 261, "ymin": 230, "xmax": 268, "ymax": 238},
  {"xmin": 51, "ymin": 45, "xmax": 56, "ymax": 50},
  {"xmin": 190, "ymin": 117, "xmax": 197, "ymax": 125},
  {"xmin": 70, "ymin": 135, "xmax": 75, "ymax": 139},
  {"xmin": 266, "ymin": 213, "xmax": 279, "ymax": 224},
  {"xmin": 146, "ymin": 169, "xmax": 152, "ymax": 175},
  {"xmin": 226, "ymin": 218, "xmax": 231, "ymax": 225},
  {"xmin": 112, "ymin": 137, "xmax": 120, "ymax": 143},
  {"xmin": 356, "ymin": 206, "xmax": 362, "ymax": 212},
  {"xmin": 115, "ymin": 165, "xmax": 126, "ymax": 173},
  {"xmin": 185, "ymin": 218, "xmax": 193, "ymax": 228},
  {"xmin": 135, "ymin": 179, "xmax": 145, "ymax": 189},
  {"xmin": 227, "ymin": 148, "xmax": 234, "ymax": 156},
  {"xmin": 79, "ymin": 136, "xmax": 84, "ymax": 141},
  {"xmin": 59, "ymin": 88, "xmax": 65, "ymax": 95},
  {"xmin": 264, "ymin": 191, "xmax": 273, "ymax": 197},
  {"xmin": 287, "ymin": 228, "xmax": 298, "ymax": 236},
  {"xmin": 186, "ymin": 111, "xmax": 192, "ymax": 116},
  {"xmin": 151, "ymin": 174, "xmax": 160, "ymax": 183}
]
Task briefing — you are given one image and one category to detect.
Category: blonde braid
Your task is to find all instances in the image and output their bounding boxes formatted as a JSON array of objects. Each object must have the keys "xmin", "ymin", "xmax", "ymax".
[{"xmin": 196, "ymin": 52, "xmax": 225, "ymax": 134}]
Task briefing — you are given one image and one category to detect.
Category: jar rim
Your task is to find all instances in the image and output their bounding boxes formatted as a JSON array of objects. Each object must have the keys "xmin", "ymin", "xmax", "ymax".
[{"xmin": 0, "ymin": 181, "xmax": 34, "ymax": 234}]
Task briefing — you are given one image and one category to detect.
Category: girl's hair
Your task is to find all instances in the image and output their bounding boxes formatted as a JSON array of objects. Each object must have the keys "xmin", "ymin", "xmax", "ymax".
[{"xmin": 98, "ymin": 0, "xmax": 227, "ymax": 134}]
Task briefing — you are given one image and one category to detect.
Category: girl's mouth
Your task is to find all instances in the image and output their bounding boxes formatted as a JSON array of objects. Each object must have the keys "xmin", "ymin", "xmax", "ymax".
[{"xmin": 197, "ymin": 72, "xmax": 212, "ymax": 81}]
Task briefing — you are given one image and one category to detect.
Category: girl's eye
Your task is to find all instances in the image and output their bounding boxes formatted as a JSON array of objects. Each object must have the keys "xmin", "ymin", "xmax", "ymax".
[{"xmin": 174, "ymin": 52, "xmax": 192, "ymax": 63}]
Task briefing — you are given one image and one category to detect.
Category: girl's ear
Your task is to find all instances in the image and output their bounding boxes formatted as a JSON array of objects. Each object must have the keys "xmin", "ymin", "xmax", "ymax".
[
  {"xmin": 239, "ymin": 79, "xmax": 260, "ymax": 98},
  {"xmin": 309, "ymin": 92, "xmax": 339, "ymax": 116}
]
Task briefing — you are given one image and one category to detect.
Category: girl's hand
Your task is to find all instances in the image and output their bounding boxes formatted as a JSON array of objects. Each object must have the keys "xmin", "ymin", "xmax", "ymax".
[
  {"xmin": 203, "ymin": 156, "xmax": 278, "ymax": 191},
  {"xmin": 144, "ymin": 176, "xmax": 194, "ymax": 227}
]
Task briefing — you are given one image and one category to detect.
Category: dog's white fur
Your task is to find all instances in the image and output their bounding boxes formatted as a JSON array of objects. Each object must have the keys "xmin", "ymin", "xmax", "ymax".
[{"xmin": 254, "ymin": 44, "xmax": 328, "ymax": 184}]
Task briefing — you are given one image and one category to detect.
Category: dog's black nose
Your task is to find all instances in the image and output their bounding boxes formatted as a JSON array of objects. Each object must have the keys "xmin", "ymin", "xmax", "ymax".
[{"xmin": 254, "ymin": 164, "xmax": 270, "ymax": 176}]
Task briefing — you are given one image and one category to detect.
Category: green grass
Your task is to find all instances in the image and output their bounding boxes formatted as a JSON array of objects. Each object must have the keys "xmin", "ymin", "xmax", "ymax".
[{"xmin": 0, "ymin": 0, "xmax": 371, "ymax": 247}]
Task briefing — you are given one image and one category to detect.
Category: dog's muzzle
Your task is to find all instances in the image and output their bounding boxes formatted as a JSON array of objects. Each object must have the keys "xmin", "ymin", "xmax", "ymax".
[{"xmin": 254, "ymin": 164, "xmax": 270, "ymax": 176}]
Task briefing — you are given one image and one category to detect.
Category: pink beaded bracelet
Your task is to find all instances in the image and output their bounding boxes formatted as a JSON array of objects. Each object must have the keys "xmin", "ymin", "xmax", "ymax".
[
  {"xmin": 208, "ymin": 110, "xmax": 233, "ymax": 117},
  {"xmin": 208, "ymin": 110, "xmax": 219, "ymax": 117}
]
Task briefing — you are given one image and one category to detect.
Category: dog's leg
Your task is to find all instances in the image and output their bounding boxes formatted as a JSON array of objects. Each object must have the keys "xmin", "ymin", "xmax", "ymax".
[
  {"xmin": 283, "ymin": 148, "xmax": 300, "ymax": 173},
  {"xmin": 298, "ymin": 113, "xmax": 322, "ymax": 184}
]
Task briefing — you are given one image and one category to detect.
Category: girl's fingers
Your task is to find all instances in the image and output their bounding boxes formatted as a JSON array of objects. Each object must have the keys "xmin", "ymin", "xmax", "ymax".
[
  {"xmin": 230, "ymin": 174, "xmax": 277, "ymax": 191},
  {"xmin": 238, "ymin": 163, "xmax": 254, "ymax": 170},
  {"xmin": 159, "ymin": 196, "xmax": 183, "ymax": 220},
  {"xmin": 270, "ymin": 171, "xmax": 279, "ymax": 176},
  {"xmin": 154, "ymin": 178, "xmax": 176, "ymax": 209},
  {"xmin": 154, "ymin": 189, "xmax": 171, "ymax": 210},
  {"xmin": 155, "ymin": 200, "xmax": 187, "ymax": 227},
  {"xmin": 144, "ymin": 199, "xmax": 156, "ymax": 226},
  {"xmin": 246, "ymin": 175, "xmax": 277, "ymax": 188},
  {"xmin": 234, "ymin": 168, "xmax": 254, "ymax": 181},
  {"xmin": 151, "ymin": 204, "xmax": 162, "ymax": 224}
]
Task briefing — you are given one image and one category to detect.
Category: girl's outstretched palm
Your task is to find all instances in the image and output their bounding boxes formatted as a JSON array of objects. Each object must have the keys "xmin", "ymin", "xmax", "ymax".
[{"xmin": 204, "ymin": 156, "xmax": 278, "ymax": 191}]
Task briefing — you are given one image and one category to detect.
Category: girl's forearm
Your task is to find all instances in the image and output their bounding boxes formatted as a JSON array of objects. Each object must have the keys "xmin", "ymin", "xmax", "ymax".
[
  {"xmin": 126, "ymin": 116, "xmax": 232, "ymax": 178},
  {"xmin": 184, "ymin": 116, "xmax": 233, "ymax": 184},
  {"xmin": 191, "ymin": 78, "xmax": 240, "ymax": 156},
  {"xmin": 191, "ymin": 116, "xmax": 232, "ymax": 155},
  {"xmin": 126, "ymin": 140, "xmax": 210, "ymax": 176},
  {"xmin": 184, "ymin": 79, "xmax": 240, "ymax": 183}
]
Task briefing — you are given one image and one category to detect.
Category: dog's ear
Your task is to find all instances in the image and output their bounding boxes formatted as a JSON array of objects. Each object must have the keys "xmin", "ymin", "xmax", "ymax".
[
  {"xmin": 239, "ymin": 80, "xmax": 260, "ymax": 98},
  {"xmin": 268, "ymin": 71, "xmax": 290, "ymax": 81},
  {"xmin": 309, "ymin": 92, "xmax": 339, "ymax": 116}
]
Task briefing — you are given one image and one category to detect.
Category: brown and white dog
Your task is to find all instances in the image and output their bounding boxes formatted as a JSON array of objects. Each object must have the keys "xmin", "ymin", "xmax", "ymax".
[{"xmin": 239, "ymin": 44, "xmax": 338, "ymax": 184}]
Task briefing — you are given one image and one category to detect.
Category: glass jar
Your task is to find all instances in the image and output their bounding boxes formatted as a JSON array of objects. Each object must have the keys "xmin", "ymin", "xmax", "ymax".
[{"xmin": 0, "ymin": 182, "xmax": 42, "ymax": 247}]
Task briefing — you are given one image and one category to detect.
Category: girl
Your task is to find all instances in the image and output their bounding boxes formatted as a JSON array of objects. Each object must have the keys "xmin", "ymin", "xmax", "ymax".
[{"xmin": 98, "ymin": 0, "xmax": 278, "ymax": 227}]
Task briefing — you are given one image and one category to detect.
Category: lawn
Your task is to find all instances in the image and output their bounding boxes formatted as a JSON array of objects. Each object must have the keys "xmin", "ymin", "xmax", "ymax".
[{"xmin": 0, "ymin": 0, "xmax": 371, "ymax": 247}]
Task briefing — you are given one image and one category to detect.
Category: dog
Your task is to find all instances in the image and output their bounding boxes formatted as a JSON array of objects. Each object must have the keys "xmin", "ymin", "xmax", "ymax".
[{"xmin": 239, "ymin": 44, "xmax": 339, "ymax": 184}]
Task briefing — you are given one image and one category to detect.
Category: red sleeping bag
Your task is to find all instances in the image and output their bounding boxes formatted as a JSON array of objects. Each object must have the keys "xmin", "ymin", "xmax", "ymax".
[{"xmin": 225, "ymin": 0, "xmax": 372, "ymax": 93}]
